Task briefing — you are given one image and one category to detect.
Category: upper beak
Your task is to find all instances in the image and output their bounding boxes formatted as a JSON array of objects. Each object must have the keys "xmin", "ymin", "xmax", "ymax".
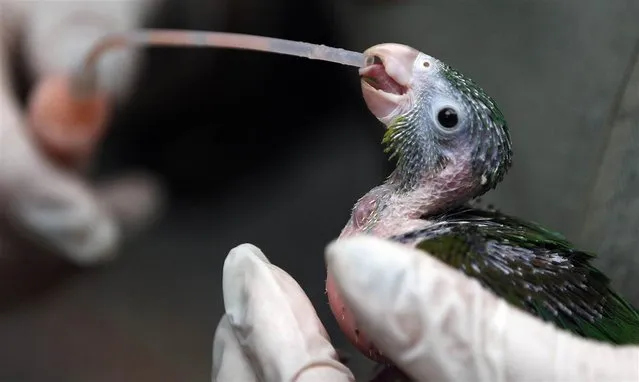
[
  {"xmin": 360, "ymin": 43, "xmax": 419, "ymax": 87},
  {"xmin": 359, "ymin": 43, "xmax": 420, "ymax": 123}
]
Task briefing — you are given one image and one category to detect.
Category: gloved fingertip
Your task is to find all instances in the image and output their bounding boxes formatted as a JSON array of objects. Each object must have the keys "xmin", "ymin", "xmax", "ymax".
[
  {"xmin": 222, "ymin": 243, "xmax": 271, "ymax": 327},
  {"xmin": 229, "ymin": 243, "xmax": 271, "ymax": 265},
  {"xmin": 325, "ymin": 236, "xmax": 369, "ymax": 274},
  {"xmin": 325, "ymin": 236, "xmax": 407, "ymax": 291}
]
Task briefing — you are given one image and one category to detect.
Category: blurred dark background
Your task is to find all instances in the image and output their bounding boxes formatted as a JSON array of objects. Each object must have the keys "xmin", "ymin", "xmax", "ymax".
[{"xmin": 1, "ymin": 0, "xmax": 639, "ymax": 380}]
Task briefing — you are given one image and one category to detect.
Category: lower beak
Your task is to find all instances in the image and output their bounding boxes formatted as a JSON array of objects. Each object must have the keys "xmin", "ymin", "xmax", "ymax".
[{"xmin": 360, "ymin": 81, "xmax": 405, "ymax": 124}]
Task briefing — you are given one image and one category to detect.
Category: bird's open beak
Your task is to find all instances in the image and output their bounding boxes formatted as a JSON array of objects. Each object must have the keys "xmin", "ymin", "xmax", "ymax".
[{"xmin": 359, "ymin": 43, "xmax": 419, "ymax": 124}]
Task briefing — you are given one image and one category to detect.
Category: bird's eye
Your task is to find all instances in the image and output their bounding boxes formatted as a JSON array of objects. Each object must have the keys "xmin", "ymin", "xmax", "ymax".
[{"xmin": 437, "ymin": 107, "xmax": 459, "ymax": 129}]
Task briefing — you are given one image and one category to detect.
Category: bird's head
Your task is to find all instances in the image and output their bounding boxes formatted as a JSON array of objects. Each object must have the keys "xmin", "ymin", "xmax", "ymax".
[{"xmin": 359, "ymin": 43, "xmax": 512, "ymax": 197}]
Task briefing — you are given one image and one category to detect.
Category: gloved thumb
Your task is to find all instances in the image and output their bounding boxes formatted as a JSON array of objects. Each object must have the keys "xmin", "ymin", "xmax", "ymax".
[{"xmin": 326, "ymin": 236, "xmax": 639, "ymax": 382}]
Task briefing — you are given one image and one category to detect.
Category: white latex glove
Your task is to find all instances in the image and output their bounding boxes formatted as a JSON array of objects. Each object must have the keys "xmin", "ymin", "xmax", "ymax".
[
  {"xmin": 213, "ymin": 236, "xmax": 639, "ymax": 382},
  {"xmin": 0, "ymin": 0, "xmax": 162, "ymax": 265},
  {"xmin": 213, "ymin": 244, "xmax": 355, "ymax": 382}
]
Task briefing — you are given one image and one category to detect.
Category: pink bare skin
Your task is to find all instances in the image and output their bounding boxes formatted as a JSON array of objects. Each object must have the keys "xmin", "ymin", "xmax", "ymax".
[{"xmin": 326, "ymin": 43, "xmax": 479, "ymax": 364}]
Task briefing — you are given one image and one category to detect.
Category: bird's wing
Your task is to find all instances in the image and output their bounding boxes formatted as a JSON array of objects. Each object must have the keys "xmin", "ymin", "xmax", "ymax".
[{"xmin": 391, "ymin": 207, "xmax": 639, "ymax": 345}]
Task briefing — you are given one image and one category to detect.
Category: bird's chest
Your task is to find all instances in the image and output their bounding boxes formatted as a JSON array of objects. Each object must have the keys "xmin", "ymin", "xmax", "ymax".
[{"xmin": 339, "ymin": 194, "xmax": 433, "ymax": 240}]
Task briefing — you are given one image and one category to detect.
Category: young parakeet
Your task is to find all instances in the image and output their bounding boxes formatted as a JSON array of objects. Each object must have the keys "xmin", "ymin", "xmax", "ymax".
[{"xmin": 326, "ymin": 43, "xmax": 639, "ymax": 364}]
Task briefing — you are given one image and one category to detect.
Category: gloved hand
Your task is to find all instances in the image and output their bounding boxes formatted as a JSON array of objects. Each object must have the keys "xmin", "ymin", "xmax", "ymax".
[
  {"xmin": 212, "ymin": 236, "xmax": 639, "ymax": 382},
  {"xmin": 0, "ymin": 0, "xmax": 163, "ymax": 303}
]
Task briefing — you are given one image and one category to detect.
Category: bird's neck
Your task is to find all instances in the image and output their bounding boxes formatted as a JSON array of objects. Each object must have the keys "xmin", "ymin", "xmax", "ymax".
[
  {"xmin": 381, "ymin": 119, "xmax": 476, "ymax": 216},
  {"xmin": 340, "ymin": 159, "xmax": 479, "ymax": 239},
  {"xmin": 383, "ymin": 157, "xmax": 477, "ymax": 219}
]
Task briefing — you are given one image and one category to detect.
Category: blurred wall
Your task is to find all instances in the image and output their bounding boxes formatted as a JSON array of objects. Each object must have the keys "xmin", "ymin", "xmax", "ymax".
[{"xmin": 1, "ymin": 0, "xmax": 638, "ymax": 381}]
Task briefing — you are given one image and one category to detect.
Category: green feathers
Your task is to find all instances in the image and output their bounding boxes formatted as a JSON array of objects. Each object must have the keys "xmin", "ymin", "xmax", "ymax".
[
  {"xmin": 392, "ymin": 207, "xmax": 639, "ymax": 345},
  {"xmin": 382, "ymin": 115, "xmax": 408, "ymax": 161},
  {"xmin": 440, "ymin": 64, "xmax": 508, "ymax": 131},
  {"xmin": 440, "ymin": 64, "xmax": 513, "ymax": 193}
]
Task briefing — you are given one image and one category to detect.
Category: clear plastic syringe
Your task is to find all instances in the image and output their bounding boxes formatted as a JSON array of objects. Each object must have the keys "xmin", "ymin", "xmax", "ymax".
[{"xmin": 72, "ymin": 29, "xmax": 367, "ymax": 96}]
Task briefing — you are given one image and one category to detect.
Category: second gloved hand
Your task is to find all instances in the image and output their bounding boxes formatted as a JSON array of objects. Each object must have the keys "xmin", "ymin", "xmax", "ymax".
[{"xmin": 0, "ymin": 0, "xmax": 164, "ymax": 307}]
